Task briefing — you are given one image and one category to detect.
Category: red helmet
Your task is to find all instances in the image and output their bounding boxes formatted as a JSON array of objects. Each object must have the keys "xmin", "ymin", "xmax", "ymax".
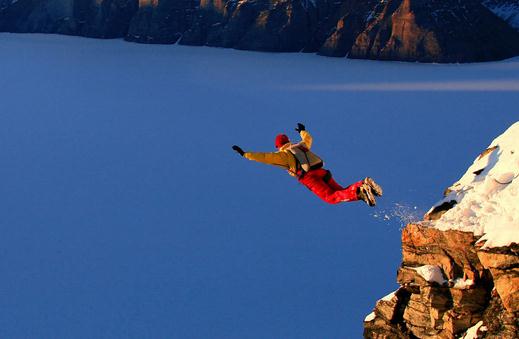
[{"xmin": 275, "ymin": 134, "xmax": 290, "ymax": 149}]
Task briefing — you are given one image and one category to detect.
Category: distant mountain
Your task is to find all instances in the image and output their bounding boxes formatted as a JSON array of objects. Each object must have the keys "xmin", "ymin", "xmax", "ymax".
[
  {"xmin": 179, "ymin": 0, "xmax": 519, "ymax": 62},
  {"xmin": 1, "ymin": 0, "xmax": 519, "ymax": 63},
  {"xmin": 483, "ymin": 0, "xmax": 519, "ymax": 30},
  {"xmin": 0, "ymin": 0, "xmax": 137, "ymax": 38},
  {"xmin": 344, "ymin": 0, "xmax": 519, "ymax": 62}
]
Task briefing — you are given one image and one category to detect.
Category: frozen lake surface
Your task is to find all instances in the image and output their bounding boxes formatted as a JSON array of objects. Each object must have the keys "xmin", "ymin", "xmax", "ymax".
[{"xmin": 0, "ymin": 33, "xmax": 518, "ymax": 338}]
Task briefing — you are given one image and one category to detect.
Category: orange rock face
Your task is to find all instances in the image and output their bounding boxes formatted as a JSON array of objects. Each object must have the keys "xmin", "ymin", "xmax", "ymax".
[
  {"xmin": 351, "ymin": 0, "xmax": 442, "ymax": 62},
  {"xmin": 348, "ymin": 0, "xmax": 519, "ymax": 62},
  {"xmin": 477, "ymin": 245, "xmax": 519, "ymax": 313},
  {"xmin": 139, "ymin": 0, "xmax": 159, "ymax": 7},
  {"xmin": 364, "ymin": 223, "xmax": 518, "ymax": 339},
  {"xmin": 402, "ymin": 223, "xmax": 484, "ymax": 281}
]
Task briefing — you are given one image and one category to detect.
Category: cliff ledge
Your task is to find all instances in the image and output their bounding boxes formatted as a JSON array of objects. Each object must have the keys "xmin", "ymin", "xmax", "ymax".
[{"xmin": 364, "ymin": 122, "xmax": 519, "ymax": 338}]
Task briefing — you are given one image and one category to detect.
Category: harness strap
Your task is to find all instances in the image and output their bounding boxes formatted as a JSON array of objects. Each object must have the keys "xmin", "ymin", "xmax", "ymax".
[{"xmin": 297, "ymin": 163, "xmax": 324, "ymax": 179}]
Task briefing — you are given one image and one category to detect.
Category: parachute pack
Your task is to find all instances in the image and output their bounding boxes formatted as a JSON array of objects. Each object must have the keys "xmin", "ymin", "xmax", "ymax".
[{"xmin": 287, "ymin": 144, "xmax": 323, "ymax": 175}]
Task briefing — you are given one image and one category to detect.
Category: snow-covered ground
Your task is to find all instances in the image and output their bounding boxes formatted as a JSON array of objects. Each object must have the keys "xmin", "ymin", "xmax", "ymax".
[
  {"xmin": 431, "ymin": 122, "xmax": 519, "ymax": 249},
  {"xmin": 0, "ymin": 33, "xmax": 518, "ymax": 339}
]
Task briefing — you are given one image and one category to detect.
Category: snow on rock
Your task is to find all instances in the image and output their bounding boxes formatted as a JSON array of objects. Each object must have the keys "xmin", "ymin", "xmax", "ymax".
[
  {"xmin": 427, "ymin": 121, "xmax": 519, "ymax": 249},
  {"xmin": 461, "ymin": 320, "xmax": 487, "ymax": 339},
  {"xmin": 451, "ymin": 278, "xmax": 475, "ymax": 289},
  {"xmin": 413, "ymin": 265, "xmax": 447, "ymax": 285},
  {"xmin": 380, "ymin": 290, "xmax": 397, "ymax": 302},
  {"xmin": 364, "ymin": 312, "xmax": 376, "ymax": 322}
]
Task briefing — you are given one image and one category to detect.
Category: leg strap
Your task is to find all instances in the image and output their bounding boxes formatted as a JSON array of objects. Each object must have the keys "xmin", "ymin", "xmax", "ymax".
[{"xmin": 323, "ymin": 170, "xmax": 332, "ymax": 183}]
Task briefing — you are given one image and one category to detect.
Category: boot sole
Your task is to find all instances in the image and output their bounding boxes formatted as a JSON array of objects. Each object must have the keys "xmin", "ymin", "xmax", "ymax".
[
  {"xmin": 364, "ymin": 177, "xmax": 383, "ymax": 196},
  {"xmin": 362, "ymin": 185, "xmax": 377, "ymax": 207}
]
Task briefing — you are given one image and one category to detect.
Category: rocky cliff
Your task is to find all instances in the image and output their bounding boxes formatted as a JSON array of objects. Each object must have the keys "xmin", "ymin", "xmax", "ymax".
[
  {"xmin": 364, "ymin": 122, "xmax": 519, "ymax": 338},
  {"xmin": 483, "ymin": 0, "xmax": 519, "ymax": 30},
  {"xmin": 0, "ymin": 0, "xmax": 138, "ymax": 38},
  {"xmin": 1, "ymin": 0, "xmax": 519, "ymax": 62},
  {"xmin": 126, "ymin": 0, "xmax": 197, "ymax": 43},
  {"xmin": 346, "ymin": 0, "xmax": 519, "ymax": 63}
]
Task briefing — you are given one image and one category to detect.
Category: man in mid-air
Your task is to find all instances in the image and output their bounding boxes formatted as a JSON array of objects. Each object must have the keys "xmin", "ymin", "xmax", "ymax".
[{"xmin": 232, "ymin": 123, "xmax": 383, "ymax": 206}]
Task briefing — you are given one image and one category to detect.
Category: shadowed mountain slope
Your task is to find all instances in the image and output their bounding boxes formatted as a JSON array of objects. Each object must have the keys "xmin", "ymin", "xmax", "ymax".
[{"xmin": 1, "ymin": 0, "xmax": 519, "ymax": 62}]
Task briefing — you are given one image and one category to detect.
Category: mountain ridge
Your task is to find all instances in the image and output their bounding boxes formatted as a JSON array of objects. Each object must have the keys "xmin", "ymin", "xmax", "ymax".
[{"xmin": 1, "ymin": 0, "xmax": 519, "ymax": 62}]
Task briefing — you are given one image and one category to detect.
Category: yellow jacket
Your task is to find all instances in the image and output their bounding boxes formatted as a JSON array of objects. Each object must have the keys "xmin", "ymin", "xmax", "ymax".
[{"xmin": 244, "ymin": 130, "xmax": 313, "ymax": 176}]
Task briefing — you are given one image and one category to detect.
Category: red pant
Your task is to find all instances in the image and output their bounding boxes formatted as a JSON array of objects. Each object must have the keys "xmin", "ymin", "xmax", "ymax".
[{"xmin": 298, "ymin": 168, "xmax": 362, "ymax": 204}]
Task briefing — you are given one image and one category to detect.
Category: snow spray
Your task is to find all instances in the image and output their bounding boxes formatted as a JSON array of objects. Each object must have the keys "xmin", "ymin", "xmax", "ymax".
[{"xmin": 372, "ymin": 202, "xmax": 425, "ymax": 229}]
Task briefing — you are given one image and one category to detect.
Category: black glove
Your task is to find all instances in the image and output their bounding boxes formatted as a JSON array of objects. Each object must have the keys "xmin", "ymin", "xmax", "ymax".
[
  {"xmin": 232, "ymin": 145, "xmax": 245, "ymax": 156},
  {"xmin": 295, "ymin": 123, "xmax": 305, "ymax": 133}
]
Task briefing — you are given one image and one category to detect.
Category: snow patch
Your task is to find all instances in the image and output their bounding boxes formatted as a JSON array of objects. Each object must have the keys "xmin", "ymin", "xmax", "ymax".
[
  {"xmin": 413, "ymin": 265, "xmax": 446, "ymax": 285},
  {"xmin": 461, "ymin": 320, "xmax": 487, "ymax": 339},
  {"xmin": 364, "ymin": 312, "xmax": 376, "ymax": 322},
  {"xmin": 381, "ymin": 291, "xmax": 396, "ymax": 302},
  {"xmin": 451, "ymin": 278, "xmax": 474, "ymax": 289},
  {"xmin": 430, "ymin": 122, "xmax": 519, "ymax": 249}
]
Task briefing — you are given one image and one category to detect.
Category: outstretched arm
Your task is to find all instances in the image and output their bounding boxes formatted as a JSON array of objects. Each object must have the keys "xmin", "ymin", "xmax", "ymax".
[
  {"xmin": 244, "ymin": 151, "xmax": 290, "ymax": 169},
  {"xmin": 295, "ymin": 123, "xmax": 312, "ymax": 149},
  {"xmin": 232, "ymin": 145, "xmax": 290, "ymax": 169}
]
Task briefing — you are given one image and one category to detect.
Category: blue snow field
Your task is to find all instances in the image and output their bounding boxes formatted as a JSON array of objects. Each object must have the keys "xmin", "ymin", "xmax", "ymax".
[{"xmin": 0, "ymin": 34, "xmax": 518, "ymax": 339}]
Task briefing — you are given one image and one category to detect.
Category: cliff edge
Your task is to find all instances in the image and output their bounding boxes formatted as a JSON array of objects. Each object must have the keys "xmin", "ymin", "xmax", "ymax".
[{"xmin": 364, "ymin": 122, "xmax": 519, "ymax": 338}]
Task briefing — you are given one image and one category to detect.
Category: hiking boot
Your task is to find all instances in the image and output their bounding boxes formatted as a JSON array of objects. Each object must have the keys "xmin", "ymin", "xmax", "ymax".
[
  {"xmin": 363, "ymin": 177, "xmax": 383, "ymax": 196},
  {"xmin": 357, "ymin": 184, "xmax": 376, "ymax": 207}
]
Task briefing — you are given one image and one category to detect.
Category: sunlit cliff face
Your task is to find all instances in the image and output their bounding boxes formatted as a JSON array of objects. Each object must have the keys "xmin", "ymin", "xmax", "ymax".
[
  {"xmin": 139, "ymin": 0, "xmax": 159, "ymax": 7},
  {"xmin": 200, "ymin": 0, "xmax": 226, "ymax": 13}
]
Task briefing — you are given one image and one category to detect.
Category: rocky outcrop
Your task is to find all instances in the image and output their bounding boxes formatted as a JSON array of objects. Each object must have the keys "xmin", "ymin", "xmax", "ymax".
[
  {"xmin": 180, "ymin": 0, "xmax": 519, "ymax": 62},
  {"xmin": 316, "ymin": 0, "xmax": 379, "ymax": 57},
  {"xmin": 1, "ymin": 0, "xmax": 519, "ymax": 62},
  {"xmin": 364, "ymin": 123, "xmax": 519, "ymax": 338},
  {"xmin": 477, "ymin": 244, "xmax": 519, "ymax": 313},
  {"xmin": 364, "ymin": 223, "xmax": 518, "ymax": 338},
  {"xmin": 126, "ymin": 0, "xmax": 197, "ymax": 43},
  {"xmin": 348, "ymin": 0, "xmax": 519, "ymax": 62},
  {"xmin": 180, "ymin": 0, "xmax": 316, "ymax": 52},
  {"xmin": 0, "ymin": 0, "xmax": 77, "ymax": 34},
  {"xmin": 79, "ymin": 0, "xmax": 138, "ymax": 38}
]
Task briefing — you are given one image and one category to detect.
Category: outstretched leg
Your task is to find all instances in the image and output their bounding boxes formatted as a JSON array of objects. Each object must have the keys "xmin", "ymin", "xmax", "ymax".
[
  {"xmin": 299, "ymin": 169, "xmax": 364, "ymax": 204},
  {"xmin": 326, "ymin": 176, "xmax": 344, "ymax": 191}
]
